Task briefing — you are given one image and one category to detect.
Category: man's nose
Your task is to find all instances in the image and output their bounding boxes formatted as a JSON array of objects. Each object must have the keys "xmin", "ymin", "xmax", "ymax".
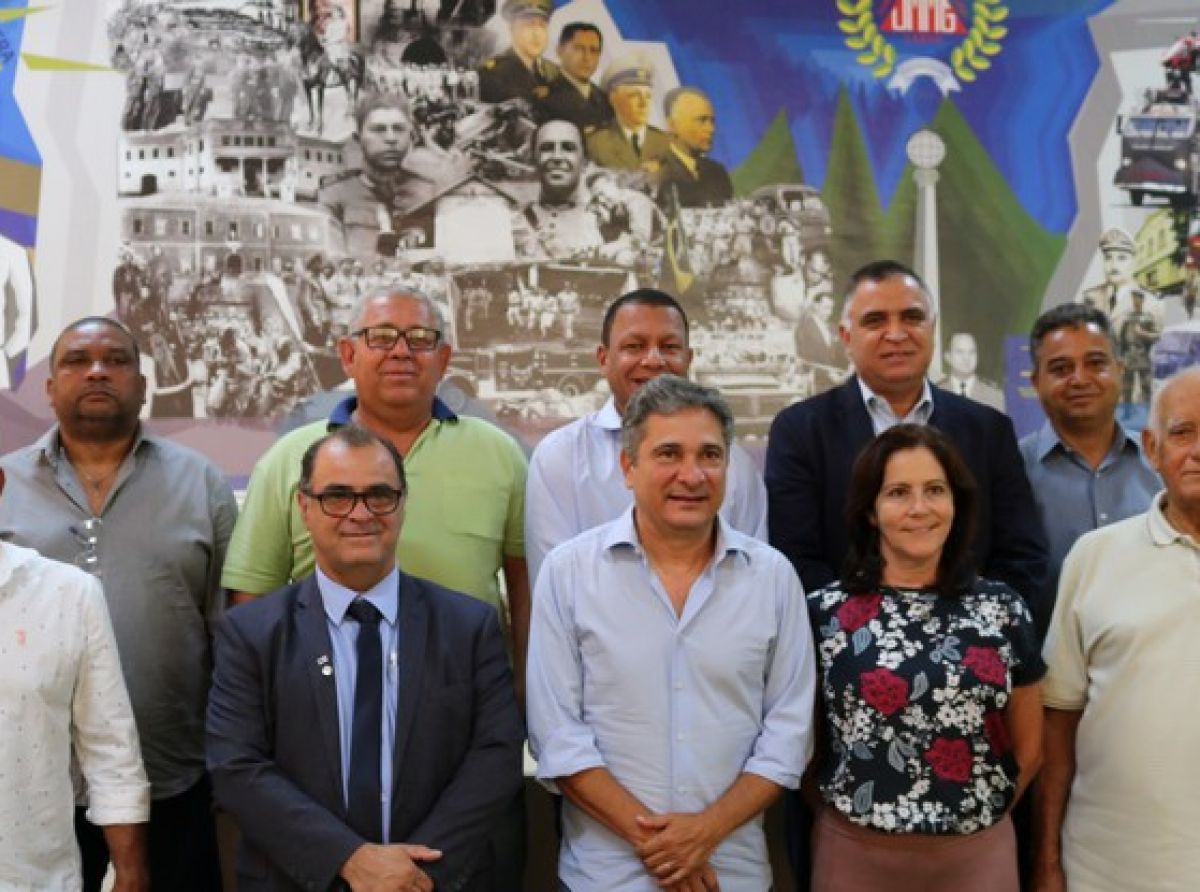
[
  {"xmin": 346, "ymin": 496, "xmax": 376, "ymax": 521},
  {"xmin": 640, "ymin": 345, "xmax": 667, "ymax": 366},
  {"xmin": 678, "ymin": 456, "xmax": 706, "ymax": 485}
]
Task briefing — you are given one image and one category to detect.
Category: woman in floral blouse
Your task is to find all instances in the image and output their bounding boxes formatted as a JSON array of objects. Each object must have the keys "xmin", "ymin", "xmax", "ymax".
[{"xmin": 806, "ymin": 424, "xmax": 1043, "ymax": 891}]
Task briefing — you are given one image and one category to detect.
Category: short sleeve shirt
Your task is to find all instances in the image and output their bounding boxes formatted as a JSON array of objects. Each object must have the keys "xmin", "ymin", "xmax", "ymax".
[
  {"xmin": 807, "ymin": 578, "xmax": 1045, "ymax": 835},
  {"xmin": 221, "ymin": 397, "xmax": 527, "ymax": 610}
]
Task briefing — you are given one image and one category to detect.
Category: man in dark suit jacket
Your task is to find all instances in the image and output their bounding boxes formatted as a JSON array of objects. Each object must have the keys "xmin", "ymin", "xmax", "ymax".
[
  {"xmin": 765, "ymin": 260, "xmax": 1048, "ymax": 892},
  {"xmin": 766, "ymin": 259, "xmax": 1048, "ymax": 625},
  {"xmin": 535, "ymin": 22, "xmax": 612, "ymax": 131},
  {"xmin": 656, "ymin": 87, "xmax": 734, "ymax": 209},
  {"xmin": 207, "ymin": 426, "xmax": 523, "ymax": 892},
  {"xmin": 477, "ymin": 0, "xmax": 558, "ymax": 105}
]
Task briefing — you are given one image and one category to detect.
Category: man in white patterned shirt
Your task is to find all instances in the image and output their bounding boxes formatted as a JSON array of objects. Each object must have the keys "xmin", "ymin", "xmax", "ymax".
[{"xmin": 0, "ymin": 467, "xmax": 150, "ymax": 890}]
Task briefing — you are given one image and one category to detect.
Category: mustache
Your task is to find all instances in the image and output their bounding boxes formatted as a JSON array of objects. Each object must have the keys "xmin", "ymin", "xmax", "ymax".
[{"xmin": 78, "ymin": 385, "xmax": 119, "ymax": 399}]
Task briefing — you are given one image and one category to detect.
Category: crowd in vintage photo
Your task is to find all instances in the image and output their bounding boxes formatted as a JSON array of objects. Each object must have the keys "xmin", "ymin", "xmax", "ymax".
[{"xmin": 105, "ymin": 0, "xmax": 845, "ymax": 425}]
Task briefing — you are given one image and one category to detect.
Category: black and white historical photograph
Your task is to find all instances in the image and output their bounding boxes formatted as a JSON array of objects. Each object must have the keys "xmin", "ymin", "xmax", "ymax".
[{"xmin": 103, "ymin": 0, "xmax": 842, "ymax": 431}]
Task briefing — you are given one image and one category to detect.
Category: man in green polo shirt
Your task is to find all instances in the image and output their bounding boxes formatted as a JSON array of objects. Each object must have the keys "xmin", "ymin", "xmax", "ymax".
[
  {"xmin": 223, "ymin": 289, "xmax": 530, "ymax": 661},
  {"xmin": 224, "ymin": 290, "xmax": 530, "ymax": 887}
]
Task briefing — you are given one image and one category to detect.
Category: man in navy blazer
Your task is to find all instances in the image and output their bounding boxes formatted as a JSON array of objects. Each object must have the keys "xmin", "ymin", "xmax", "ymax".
[
  {"xmin": 766, "ymin": 260, "xmax": 1049, "ymax": 892},
  {"xmin": 766, "ymin": 259, "xmax": 1048, "ymax": 626},
  {"xmin": 207, "ymin": 426, "xmax": 523, "ymax": 892}
]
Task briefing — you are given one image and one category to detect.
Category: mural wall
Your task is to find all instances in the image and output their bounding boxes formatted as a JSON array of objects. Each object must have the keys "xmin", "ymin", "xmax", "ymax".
[{"xmin": 1, "ymin": 0, "xmax": 1197, "ymax": 477}]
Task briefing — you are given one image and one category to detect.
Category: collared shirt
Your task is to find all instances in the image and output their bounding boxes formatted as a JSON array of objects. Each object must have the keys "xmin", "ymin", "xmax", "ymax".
[
  {"xmin": 562, "ymin": 71, "xmax": 592, "ymax": 98},
  {"xmin": 1019, "ymin": 420, "xmax": 1160, "ymax": 587},
  {"xmin": 316, "ymin": 567, "xmax": 402, "ymax": 843},
  {"xmin": 527, "ymin": 509, "xmax": 815, "ymax": 891},
  {"xmin": 222, "ymin": 396, "xmax": 527, "ymax": 610},
  {"xmin": 0, "ymin": 543, "xmax": 150, "ymax": 889},
  {"xmin": 1042, "ymin": 493, "xmax": 1200, "ymax": 890},
  {"xmin": 0, "ymin": 428, "xmax": 238, "ymax": 799},
  {"xmin": 856, "ymin": 377, "xmax": 934, "ymax": 434},
  {"xmin": 669, "ymin": 143, "xmax": 699, "ymax": 177},
  {"xmin": 945, "ymin": 374, "xmax": 975, "ymax": 396},
  {"xmin": 621, "ymin": 125, "xmax": 649, "ymax": 155},
  {"xmin": 524, "ymin": 397, "xmax": 769, "ymax": 582}
]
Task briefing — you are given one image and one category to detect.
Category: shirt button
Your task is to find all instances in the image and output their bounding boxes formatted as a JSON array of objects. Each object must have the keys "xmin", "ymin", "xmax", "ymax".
[{"xmin": 1100, "ymin": 513, "xmax": 1109, "ymax": 521}]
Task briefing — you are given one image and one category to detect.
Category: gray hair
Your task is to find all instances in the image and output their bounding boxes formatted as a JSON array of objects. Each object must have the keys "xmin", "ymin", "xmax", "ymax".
[
  {"xmin": 348, "ymin": 287, "xmax": 444, "ymax": 334},
  {"xmin": 620, "ymin": 374, "xmax": 735, "ymax": 458},
  {"xmin": 1147, "ymin": 365, "xmax": 1200, "ymax": 432}
]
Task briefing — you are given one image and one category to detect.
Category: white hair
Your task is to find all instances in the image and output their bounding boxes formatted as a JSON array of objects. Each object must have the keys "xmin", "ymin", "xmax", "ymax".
[{"xmin": 1147, "ymin": 365, "xmax": 1200, "ymax": 432}]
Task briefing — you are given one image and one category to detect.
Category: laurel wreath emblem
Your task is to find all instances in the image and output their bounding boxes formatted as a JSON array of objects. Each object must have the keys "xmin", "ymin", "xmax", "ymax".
[{"xmin": 837, "ymin": 0, "xmax": 1009, "ymax": 82}]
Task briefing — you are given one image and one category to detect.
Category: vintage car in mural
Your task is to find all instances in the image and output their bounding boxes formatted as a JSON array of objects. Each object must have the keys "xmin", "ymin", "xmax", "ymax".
[
  {"xmin": 1151, "ymin": 319, "xmax": 1200, "ymax": 392},
  {"xmin": 446, "ymin": 343, "xmax": 603, "ymax": 400},
  {"xmin": 1115, "ymin": 90, "xmax": 1200, "ymax": 207},
  {"xmin": 749, "ymin": 184, "xmax": 833, "ymax": 247}
]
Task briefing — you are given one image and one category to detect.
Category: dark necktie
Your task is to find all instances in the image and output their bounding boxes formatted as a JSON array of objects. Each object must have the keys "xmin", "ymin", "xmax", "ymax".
[
  {"xmin": 960, "ymin": 381, "xmax": 968, "ymax": 396},
  {"xmin": 346, "ymin": 599, "xmax": 384, "ymax": 843},
  {"xmin": 631, "ymin": 132, "xmax": 642, "ymax": 157}
]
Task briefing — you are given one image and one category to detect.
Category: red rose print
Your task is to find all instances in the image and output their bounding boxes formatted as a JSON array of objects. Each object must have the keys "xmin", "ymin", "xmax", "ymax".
[
  {"xmin": 923, "ymin": 737, "xmax": 973, "ymax": 783},
  {"xmin": 837, "ymin": 593, "xmax": 883, "ymax": 633},
  {"xmin": 984, "ymin": 711, "xmax": 1011, "ymax": 755},
  {"xmin": 859, "ymin": 667, "xmax": 909, "ymax": 715},
  {"xmin": 963, "ymin": 646, "xmax": 1007, "ymax": 686}
]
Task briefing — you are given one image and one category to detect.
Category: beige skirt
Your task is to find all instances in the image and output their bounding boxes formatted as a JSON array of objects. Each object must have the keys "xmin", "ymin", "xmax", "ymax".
[{"xmin": 810, "ymin": 806, "xmax": 1018, "ymax": 892}]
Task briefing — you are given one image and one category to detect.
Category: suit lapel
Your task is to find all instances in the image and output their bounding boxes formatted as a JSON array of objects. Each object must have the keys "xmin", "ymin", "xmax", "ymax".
[
  {"xmin": 392, "ymin": 573, "xmax": 428, "ymax": 796},
  {"xmin": 295, "ymin": 578, "xmax": 344, "ymax": 801},
  {"xmin": 928, "ymin": 383, "xmax": 953, "ymax": 432},
  {"xmin": 836, "ymin": 377, "xmax": 875, "ymax": 447}
]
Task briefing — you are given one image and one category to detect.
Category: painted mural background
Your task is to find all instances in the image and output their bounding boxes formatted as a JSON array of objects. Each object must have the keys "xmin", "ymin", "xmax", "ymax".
[{"xmin": 1, "ymin": 0, "xmax": 1197, "ymax": 478}]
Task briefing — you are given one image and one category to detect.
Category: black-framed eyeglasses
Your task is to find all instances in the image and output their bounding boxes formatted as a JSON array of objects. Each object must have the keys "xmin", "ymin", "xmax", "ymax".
[
  {"xmin": 301, "ymin": 486, "xmax": 404, "ymax": 517},
  {"xmin": 351, "ymin": 324, "xmax": 442, "ymax": 353}
]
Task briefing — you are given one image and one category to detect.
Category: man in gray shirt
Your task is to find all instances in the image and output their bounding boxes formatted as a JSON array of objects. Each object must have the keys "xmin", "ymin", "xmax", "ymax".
[
  {"xmin": 0, "ymin": 316, "xmax": 237, "ymax": 891},
  {"xmin": 1019, "ymin": 303, "xmax": 1159, "ymax": 597}
]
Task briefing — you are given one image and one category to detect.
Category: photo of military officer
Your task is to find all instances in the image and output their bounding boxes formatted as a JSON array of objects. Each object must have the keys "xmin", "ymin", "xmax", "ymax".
[
  {"xmin": 477, "ymin": 0, "xmax": 559, "ymax": 105},
  {"xmin": 318, "ymin": 92, "xmax": 463, "ymax": 255},
  {"xmin": 657, "ymin": 86, "xmax": 733, "ymax": 209},
  {"xmin": 536, "ymin": 22, "xmax": 612, "ymax": 132},
  {"xmin": 1080, "ymin": 226, "xmax": 1165, "ymax": 334},
  {"xmin": 511, "ymin": 119, "xmax": 608, "ymax": 260},
  {"xmin": 585, "ymin": 55, "xmax": 671, "ymax": 174}
]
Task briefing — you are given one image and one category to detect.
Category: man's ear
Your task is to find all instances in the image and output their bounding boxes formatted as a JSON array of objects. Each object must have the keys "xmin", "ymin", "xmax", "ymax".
[
  {"xmin": 619, "ymin": 447, "xmax": 634, "ymax": 489},
  {"xmin": 1142, "ymin": 426, "xmax": 1161, "ymax": 475},
  {"xmin": 337, "ymin": 336, "xmax": 356, "ymax": 376}
]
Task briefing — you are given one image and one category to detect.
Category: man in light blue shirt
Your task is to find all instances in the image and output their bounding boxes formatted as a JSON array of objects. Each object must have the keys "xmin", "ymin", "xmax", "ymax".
[
  {"xmin": 527, "ymin": 375, "xmax": 815, "ymax": 892},
  {"xmin": 1020, "ymin": 304, "xmax": 1159, "ymax": 594},
  {"xmin": 525, "ymin": 288, "xmax": 768, "ymax": 582}
]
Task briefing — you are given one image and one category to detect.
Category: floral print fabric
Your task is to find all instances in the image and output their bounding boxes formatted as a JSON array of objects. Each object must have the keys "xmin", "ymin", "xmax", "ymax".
[{"xmin": 807, "ymin": 578, "xmax": 1044, "ymax": 835}]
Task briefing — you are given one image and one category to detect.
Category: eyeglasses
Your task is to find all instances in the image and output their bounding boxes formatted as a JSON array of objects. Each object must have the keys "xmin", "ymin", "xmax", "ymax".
[
  {"xmin": 351, "ymin": 324, "xmax": 442, "ymax": 353},
  {"xmin": 301, "ymin": 485, "xmax": 404, "ymax": 517},
  {"xmin": 70, "ymin": 518, "xmax": 103, "ymax": 576}
]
